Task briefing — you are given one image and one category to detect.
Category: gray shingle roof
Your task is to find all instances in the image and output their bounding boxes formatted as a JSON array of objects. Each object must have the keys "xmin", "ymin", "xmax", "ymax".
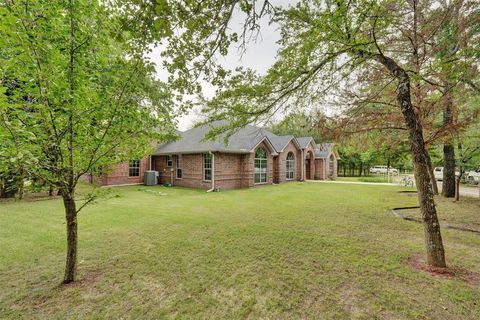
[
  {"xmin": 155, "ymin": 122, "xmax": 276, "ymax": 155},
  {"xmin": 154, "ymin": 121, "xmax": 320, "ymax": 155},
  {"xmin": 268, "ymin": 135, "xmax": 297, "ymax": 152},
  {"xmin": 315, "ymin": 143, "xmax": 333, "ymax": 158},
  {"xmin": 296, "ymin": 137, "xmax": 314, "ymax": 149}
]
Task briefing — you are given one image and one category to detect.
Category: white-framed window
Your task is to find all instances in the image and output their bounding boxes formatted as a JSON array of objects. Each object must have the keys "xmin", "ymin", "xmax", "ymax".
[
  {"xmin": 254, "ymin": 148, "xmax": 267, "ymax": 184},
  {"xmin": 176, "ymin": 155, "xmax": 182, "ymax": 179},
  {"xmin": 286, "ymin": 152, "xmax": 294, "ymax": 180},
  {"xmin": 129, "ymin": 160, "xmax": 140, "ymax": 177},
  {"xmin": 203, "ymin": 153, "xmax": 212, "ymax": 181},
  {"xmin": 166, "ymin": 155, "xmax": 173, "ymax": 167}
]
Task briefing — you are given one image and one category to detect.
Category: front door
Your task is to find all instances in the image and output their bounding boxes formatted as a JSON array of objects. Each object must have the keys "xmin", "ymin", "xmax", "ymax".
[{"xmin": 306, "ymin": 159, "xmax": 311, "ymax": 179}]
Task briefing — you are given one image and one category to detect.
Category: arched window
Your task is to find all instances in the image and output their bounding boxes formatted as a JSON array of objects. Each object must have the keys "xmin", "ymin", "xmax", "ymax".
[
  {"xmin": 329, "ymin": 154, "xmax": 335, "ymax": 177},
  {"xmin": 286, "ymin": 152, "xmax": 294, "ymax": 180},
  {"xmin": 254, "ymin": 148, "xmax": 267, "ymax": 184}
]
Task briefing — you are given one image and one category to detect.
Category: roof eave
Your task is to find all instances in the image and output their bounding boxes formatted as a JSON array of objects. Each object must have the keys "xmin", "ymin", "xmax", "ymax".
[{"xmin": 154, "ymin": 149, "xmax": 251, "ymax": 155}]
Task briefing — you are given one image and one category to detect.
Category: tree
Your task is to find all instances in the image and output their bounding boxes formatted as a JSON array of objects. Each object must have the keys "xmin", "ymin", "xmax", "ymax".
[
  {"xmin": 319, "ymin": 0, "xmax": 478, "ymax": 196},
  {"xmin": 162, "ymin": 0, "xmax": 459, "ymax": 267},
  {"xmin": 431, "ymin": 1, "xmax": 479, "ymax": 197},
  {"xmin": 0, "ymin": 0, "xmax": 175, "ymax": 283},
  {"xmin": 0, "ymin": 77, "xmax": 36, "ymax": 199},
  {"xmin": 267, "ymin": 112, "xmax": 321, "ymax": 140},
  {"xmin": 454, "ymin": 96, "xmax": 480, "ymax": 200}
]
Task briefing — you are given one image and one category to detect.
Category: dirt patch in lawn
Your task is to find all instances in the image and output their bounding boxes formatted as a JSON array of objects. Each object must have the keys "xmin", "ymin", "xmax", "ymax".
[
  {"xmin": 398, "ymin": 191, "xmax": 418, "ymax": 197},
  {"xmin": 61, "ymin": 269, "xmax": 103, "ymax": 289},
  {"xmin": 404, "ymin": 253, "xmax": 480, "ymax": 286}
]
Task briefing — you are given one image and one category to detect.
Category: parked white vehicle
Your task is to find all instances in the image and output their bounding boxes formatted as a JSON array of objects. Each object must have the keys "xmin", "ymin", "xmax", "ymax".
[
  {"xmin": 369, "ymin": 165, "xmax": 398, "ymax": 175},
  {"xmin": 467, "ymin": 168, "xmax": 480, "ymax": 185},
  {"xmin": 433, "ymin": 167, "xmax": 460, "ymax": 181}
]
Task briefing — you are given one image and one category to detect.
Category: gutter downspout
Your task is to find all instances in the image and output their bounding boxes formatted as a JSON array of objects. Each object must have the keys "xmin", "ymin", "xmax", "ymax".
[{"xmin": 207, "ymin": 151, "xmax": 215, "ymax": 192}]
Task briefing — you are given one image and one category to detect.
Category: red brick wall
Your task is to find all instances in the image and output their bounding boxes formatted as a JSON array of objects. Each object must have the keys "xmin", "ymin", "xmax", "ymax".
[
  {"xmin": 80, "ymin": 145, "xmax": 334, "ymax": 188},
  {"xmin": 152, "ymin": 141, "xmax": 276, "ymax": 190},
  {"xmin": 81, "ymin": 156, "xmax": 150, "ymax": 186},
  {"xmin": 154, "ymin": 154, "xmax": 212, "ymax": 189},
  {"xmin": 85, "ymin": 140, "xmax": 301, "ymax": 189},
  {"xmin": 79, "ymin": 141, "xmax": 331, "ymax": 188},
  {"xmin": 315, "ymin": 158, "xmax": 326, "ymax": 180},
  {"xmin": 273, "ymin": 156, "xmax": 280, "ymax": 184},
  {"xmin": 305, "ymin": 143, "xmax": 316, "ymax": 180},
  {"xmin": 314, "ymin": 153, "xmax": 338, "ymax": 180},
  {"xmin": 214, "ymin": 153, "xmax": 246, "ymax": 189},
  {"xmin": 240, "ymin": 153, "xmax": 254, "ymax": 188},
  {"xmin": 154, "ymin": 153, "xmax": 250, "ymax": 190},
  {"xmin": 275, "ymin": 140, "xmax": 302, "ymax": 183}
]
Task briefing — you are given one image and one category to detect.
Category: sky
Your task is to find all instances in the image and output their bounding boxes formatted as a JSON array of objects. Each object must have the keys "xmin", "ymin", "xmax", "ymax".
[{"xmin": 148, "ymin": 1, "xmax": 296, "ymax": 131}]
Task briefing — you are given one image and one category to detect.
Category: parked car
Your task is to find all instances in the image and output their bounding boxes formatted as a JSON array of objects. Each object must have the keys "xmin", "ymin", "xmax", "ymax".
[
  {"xmin": 467, "ymin": 168, "xmax": 480, "ymax": 185},
  {"xmin": 369, "ymin": 165, "xmax": 398, "ymax": 175},
  {"xmin": 433, "ymin": 167, "xmax": 460, "ymax": 181}
]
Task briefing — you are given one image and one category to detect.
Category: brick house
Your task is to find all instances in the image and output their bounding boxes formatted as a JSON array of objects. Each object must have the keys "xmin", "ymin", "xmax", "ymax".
[{"xmin": 88, "ymin": 122, "xmax": 338, "ymax": 189}]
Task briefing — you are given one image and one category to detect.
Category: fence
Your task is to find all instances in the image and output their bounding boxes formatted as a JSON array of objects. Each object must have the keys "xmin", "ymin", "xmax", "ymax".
[{"xmin": 337, "ymin": 166, "xmax": 414, "ymax": 177}]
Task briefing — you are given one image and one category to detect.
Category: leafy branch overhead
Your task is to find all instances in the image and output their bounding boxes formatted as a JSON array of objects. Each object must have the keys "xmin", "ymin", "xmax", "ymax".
[
  {"xmin": 157, "ymin": 0, "xmax": 480, "ymax": 268},
  {"xmin": 157, "ymin": 0, "xmax": 478, "ymax": 139}
]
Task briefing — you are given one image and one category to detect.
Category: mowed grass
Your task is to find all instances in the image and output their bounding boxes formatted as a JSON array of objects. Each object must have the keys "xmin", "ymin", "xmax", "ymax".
[
  {"xmin": 401, "ymin": 195, "xmax": 480, "ymax": 232},
  {"xmin": 0, "ymin": 182, "xmax": 479, "ymax": 319},
  {"xmin": 336, "ymin": 176, "xmax": 393, "ymax": 183}
]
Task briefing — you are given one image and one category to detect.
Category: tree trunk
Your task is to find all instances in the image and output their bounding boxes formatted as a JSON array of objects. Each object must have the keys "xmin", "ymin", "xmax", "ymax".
[
  {"xmin": 441, "ymin": 33, "xmax": 457, "ymax": 198},
  {"xmin": 372, "ymin": 53, "xmax": 446, "ymax": 267},
  {"xmin": 455, "ymin": 143, "xmax": 463, "ymax": 202},
  {"xmin": 387, "ymin": 158, "xmax": 390, "ymax": 179},
  {"xmin": 426, "ymin": 152, "xmax": 439, "ymax": 195},
  {"xmin": 17, "ymin": 168, "xmax": 24, "ymax": 200},
  {"xmin": 62, "ymin": 191, "xmax": 78, "ymax": 283},
  {"xmin": 454, "ymin": 174, "xmax": 461, "ymax": 201},
  {"xmin": 398, "ymin": 80, "xmax": 446, "ymax": 267},
  {"xmin": 442, "ymin": 143, "xmax": 456, "ymax": 198},
  {"xmin": 49, "ymin": 184, "xmax": 54, "ymax": 196},
  {"xmin": 63, "ymin": 0, "xmax": 77, "ymax": 284},
  {"xmin": 0, "ymin": 176, "xmax": 18, "ymax": 198}
]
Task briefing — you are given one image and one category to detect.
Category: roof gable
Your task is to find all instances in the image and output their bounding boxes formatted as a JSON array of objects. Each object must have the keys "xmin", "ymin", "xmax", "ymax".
[
  {"xmin": 296, "ymin": 137, "xmax": 316, "ymax": 149},
  {"xmin": 268, "ymin": 135, "xmax": 301, "ymax": 152}
]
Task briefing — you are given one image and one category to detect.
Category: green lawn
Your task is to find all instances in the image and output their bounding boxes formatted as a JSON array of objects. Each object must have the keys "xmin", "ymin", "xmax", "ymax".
[
  {"xmin": 336, "ymin": 176, "xmax": 393, "ymax": 183},
  {"xmin": 1, "ymin": 182, "xmax": 479, "ymax": 319},
  {"xmin": 400, "ymin": 195, "xmax": 480, "ymax": 233}
]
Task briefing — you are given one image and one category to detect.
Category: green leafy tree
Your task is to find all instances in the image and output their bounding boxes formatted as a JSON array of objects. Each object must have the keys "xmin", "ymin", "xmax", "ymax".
[
  {"xmin": 267, "ymin": 112, "xmax": 321, "ymax": 140},
  {"xmin": 161, "ymin": 0, "xmax": 462, "ymax": 267},
  {"xmin": 0, "ymin": 0, "xmax": 175, "ymax": 283}
]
